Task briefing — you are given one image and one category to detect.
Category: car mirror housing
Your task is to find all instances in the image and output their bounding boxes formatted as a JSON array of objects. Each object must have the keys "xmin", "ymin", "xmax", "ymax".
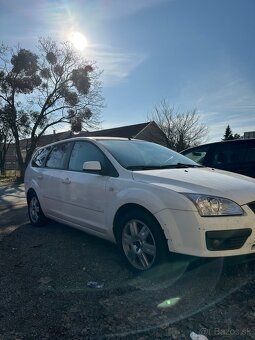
[{"xmin": 83, "ymin": 161, "xmax": 102, "ymax": 172}]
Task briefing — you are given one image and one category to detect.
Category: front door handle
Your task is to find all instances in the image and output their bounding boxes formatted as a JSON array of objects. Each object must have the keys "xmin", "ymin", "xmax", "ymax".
[
  {"xmin": 37, "ymin": 174, "xmax": 43, "ymax": 180},
  {"xmin": 62, "ymin": 177, "xmax": 71, "ymax": 184}
]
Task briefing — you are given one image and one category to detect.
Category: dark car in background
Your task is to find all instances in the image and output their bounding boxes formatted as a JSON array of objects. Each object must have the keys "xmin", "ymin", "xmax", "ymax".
[{"xmin": 181, "ymin": 139, "xmax": 255, "ymax": 178}]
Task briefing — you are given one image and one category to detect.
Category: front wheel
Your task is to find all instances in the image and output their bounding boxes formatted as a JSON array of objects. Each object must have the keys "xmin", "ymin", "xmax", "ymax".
[
  {"xmin": 28, "ymin": 193, "xmax": 47, "ymax": 227},
  {"xmin": 116, "ymin": 210, "xmax": 168, "ymax": 273}
]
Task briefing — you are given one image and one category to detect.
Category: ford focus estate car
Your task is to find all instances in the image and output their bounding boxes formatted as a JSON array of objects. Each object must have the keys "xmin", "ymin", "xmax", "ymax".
[{"xmin": 25, "ymin": 137, "xmax": 255, "ymax": 273}]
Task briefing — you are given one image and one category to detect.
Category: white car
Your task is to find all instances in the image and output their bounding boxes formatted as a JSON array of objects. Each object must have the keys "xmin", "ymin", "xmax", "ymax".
[{"xmin": 25, "ymin": 137, "xmax": 255, "ymax": 272}]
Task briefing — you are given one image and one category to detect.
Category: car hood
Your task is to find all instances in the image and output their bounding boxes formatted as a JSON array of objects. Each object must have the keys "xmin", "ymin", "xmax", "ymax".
[{"xmin": 132, "ymin": 167, "xmax": 255, "ymax": 205}]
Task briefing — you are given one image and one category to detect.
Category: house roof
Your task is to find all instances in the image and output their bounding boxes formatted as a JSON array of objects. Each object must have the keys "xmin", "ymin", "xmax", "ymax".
[
  {"xmin": 19, "ymin": 131, "xmax": 73, "ymax": 149},
  {"xmin": 37, "ymin": 131, "xmax": 73, "ymax": 146},
  {"xmin": 10, "ymin": 121, "xmax": 163, "ymax": 153},
  {"xmin": 17, "ymin": 122, "xmax": 151, "ymax": 149},
  {"xmin": 77, "ymin": 122, "xmax": 151, "ymax": 138}
]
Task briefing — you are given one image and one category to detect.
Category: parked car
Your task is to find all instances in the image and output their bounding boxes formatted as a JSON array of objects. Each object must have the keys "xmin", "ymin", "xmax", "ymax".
[
  {"xmin": 181, "ymin": 139, "xmax": 255, "ymax": 178},
  {"xmin": 25, "ymin": 137, "xmax": 255, "ymax": 273}
]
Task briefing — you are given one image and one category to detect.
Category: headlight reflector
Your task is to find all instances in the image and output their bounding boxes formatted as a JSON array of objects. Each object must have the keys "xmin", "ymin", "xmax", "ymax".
[{"xmin": 185, "ymin": 194, "xmax": 244, "ymax": 217}]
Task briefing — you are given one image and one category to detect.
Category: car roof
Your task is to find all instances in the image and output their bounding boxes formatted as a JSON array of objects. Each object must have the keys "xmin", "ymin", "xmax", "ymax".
[
  {"xmin": 35, "ymin": 136, "xmax": 137, "ymax": 149},
  {"xmin": 182, "ymin": 138, "xmax": 255, "ymax": 153}
]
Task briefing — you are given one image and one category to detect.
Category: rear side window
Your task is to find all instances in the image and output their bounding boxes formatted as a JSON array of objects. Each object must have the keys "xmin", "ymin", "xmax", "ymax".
[
  {"xmin": 32, "ymin": 147, "xmax": 51, "ymax": 167},
  {"xmin": 211, "ymin": 143, "xmax": 246, "ymax": 165},
  {"xmin": 45, "ymin": 142, "xmax": 73, "ymax": 169},
  {"xmin": 245, "ymin": 147, "xmax": 255, "ymax": 162}
]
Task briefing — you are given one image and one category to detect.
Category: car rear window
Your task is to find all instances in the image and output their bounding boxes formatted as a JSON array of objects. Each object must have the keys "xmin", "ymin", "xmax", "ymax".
[{"xmin": 31, "ymin": 147, "xmax": 51, "ymax": 167}]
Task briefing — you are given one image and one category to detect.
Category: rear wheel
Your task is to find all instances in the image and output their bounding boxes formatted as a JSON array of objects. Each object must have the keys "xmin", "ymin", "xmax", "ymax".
[
  {"xmin": 116, "ymin": 209, "xmax": 168, "ymax": 273},
  {"xmin": 28, "ymin": 193, "xmax": 47, "ymax": 227}
]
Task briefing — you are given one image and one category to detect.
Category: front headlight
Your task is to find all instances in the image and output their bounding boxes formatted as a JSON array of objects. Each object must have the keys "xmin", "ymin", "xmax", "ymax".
[{"xmin": 185, "ymin": 194, "xmax": 244, "ymax": 217}]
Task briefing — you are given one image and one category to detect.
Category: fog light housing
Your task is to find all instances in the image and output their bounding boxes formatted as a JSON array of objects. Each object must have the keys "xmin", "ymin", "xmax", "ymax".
[{"xmin": 206, "ymin": 229, "xmax": 252, "ymax": 251}]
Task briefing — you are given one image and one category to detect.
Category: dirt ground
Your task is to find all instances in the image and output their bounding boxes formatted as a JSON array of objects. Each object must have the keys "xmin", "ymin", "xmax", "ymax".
[{"xmin": 0, "ymin": 185, "xmax": 255, "ymax": 339}]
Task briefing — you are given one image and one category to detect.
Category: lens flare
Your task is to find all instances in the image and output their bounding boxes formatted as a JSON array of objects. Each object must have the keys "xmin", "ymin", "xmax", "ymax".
[
  {"xmin": 157, "ymin": 297, "xmax": 181, "ymax": 309},
  {"xmin": 69, "ymin": 31, "xmax": 88, "ymax": 51}
]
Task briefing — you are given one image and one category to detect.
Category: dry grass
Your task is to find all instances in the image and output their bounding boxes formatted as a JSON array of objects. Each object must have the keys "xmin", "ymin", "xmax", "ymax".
[{"xmin": 0, "ymin": 176, "xmax": 17, "ymax": 187}]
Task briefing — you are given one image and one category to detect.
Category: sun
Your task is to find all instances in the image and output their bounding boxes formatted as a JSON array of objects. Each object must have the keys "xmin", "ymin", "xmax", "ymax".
[{"xmin": 69, "ymin": 31, "xmax": 88, "ymax": 51}]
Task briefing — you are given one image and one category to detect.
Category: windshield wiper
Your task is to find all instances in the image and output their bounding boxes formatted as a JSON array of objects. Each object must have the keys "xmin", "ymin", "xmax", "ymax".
[
  {"xmin": 126, "ymin": 165, "xmax": 161, "ymax": 170},
  {"xmin": 171, "ymin": 163, "xmax": 203, "ymax": 168},
  {"xmin": 126, "ymin": 163, "xmax": 203, "ymax": 171}
]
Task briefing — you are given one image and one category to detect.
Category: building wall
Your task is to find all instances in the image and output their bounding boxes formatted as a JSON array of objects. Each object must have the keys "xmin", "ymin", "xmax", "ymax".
[
  {"xmin": 4, "ymin": 145, "xmax": 19, "ymax": 170},
  {"xmin": 244, "ymin": 131, "xmax": 255, "ymax": 139}
]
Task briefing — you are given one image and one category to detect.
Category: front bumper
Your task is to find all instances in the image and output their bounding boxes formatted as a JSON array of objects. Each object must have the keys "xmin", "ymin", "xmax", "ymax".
[{"xmin": 154, "ymin": 204, "xmax": 255, "ymax": 257}]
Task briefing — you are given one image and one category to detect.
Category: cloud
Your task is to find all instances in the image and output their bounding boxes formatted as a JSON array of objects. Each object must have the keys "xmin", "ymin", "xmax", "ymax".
[
  {"xmin": 175, "ymin": 65, "xmax": 255, "ymax": 142},
  {"xmin": 86, "ymin": 44, "xmax": 147, "ymax": 85},
  {"xmin": 199, "ymin": 79, "xmax": 255, "ymax": 113},
  {"xmin": 198, "ymin": 76, "xmax": 255, "ymax": 140},
  {"xmin": 91, "ymin": 0, "xmax": 170, "ymax": 19},
  {"xmin": 200, "ymin": 112, "xmax": 255, "ymax": 140}
]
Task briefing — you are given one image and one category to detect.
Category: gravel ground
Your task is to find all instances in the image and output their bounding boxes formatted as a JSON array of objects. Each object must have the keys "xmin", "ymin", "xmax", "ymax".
[{"xmin": 0, "ymin": 185, "xmax": 255, "ymax": 339}]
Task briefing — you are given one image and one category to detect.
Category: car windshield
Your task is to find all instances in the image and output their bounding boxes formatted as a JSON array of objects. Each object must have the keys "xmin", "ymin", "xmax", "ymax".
[{"xmin": 100, "ymin": 140, "xmax": 199, "ymax": 170}]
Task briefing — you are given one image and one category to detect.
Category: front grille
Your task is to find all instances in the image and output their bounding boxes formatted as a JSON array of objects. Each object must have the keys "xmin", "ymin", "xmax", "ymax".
[
  {"xmin": 248, "ymin": 201, "xmax": 255, "ymax": 214},
  {"xmin": 206, "ymin": 229, "xmax": 252, "ymax": 251}
]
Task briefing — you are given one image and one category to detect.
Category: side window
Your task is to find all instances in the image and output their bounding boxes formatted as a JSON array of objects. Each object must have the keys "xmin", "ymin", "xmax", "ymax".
[
  {"xmin": 45, "ymin": 142, "xmax": 72, "ymax": 169},
  {"xmin": 212, "ymin": 143, "xmax": 245, "ymax": 165},
  {"xmin": 68, "ymin": 141, "xmax": 117, "ymax": 176},
  {"xmin": 32, "ymin": 147, "xmax": 51, "ymax": 167},
  {"xmin": 245, "ymin": 147, "xmax": 255, "ymax": 162},
  {"xmin": 183, "ymin": 146, "xmax": 209, "ymax": 165},
  {"xmin": 244, "ymin": 141, "xmax": 255, "ymax": 162}
]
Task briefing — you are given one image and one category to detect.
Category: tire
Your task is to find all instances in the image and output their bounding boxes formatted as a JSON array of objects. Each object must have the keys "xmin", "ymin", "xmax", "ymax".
[
  {"xmin": 116, "ymin": 209, "xmax": 169, "ymax": 273},
  {"xmin": 28, "ymin": 192, "xmax": 47, "ymax": 227}
]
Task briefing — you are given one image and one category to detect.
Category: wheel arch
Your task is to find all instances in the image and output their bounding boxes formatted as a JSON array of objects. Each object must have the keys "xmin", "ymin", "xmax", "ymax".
[
  {"xmin": 26, "ymin": 188, "xmax": 37, "ymax": 204},
  {"xmin": 112, "ymin": 203, "xmax": 168, "ymax": 243}
]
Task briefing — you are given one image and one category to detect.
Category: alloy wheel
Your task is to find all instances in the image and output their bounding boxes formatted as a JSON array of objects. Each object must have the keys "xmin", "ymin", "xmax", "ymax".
[
  {"xmin": 122, "ymin": 219, "xmax": 157, "ymax": 270},
  {"xmin": 29, "ymin": 196, "xmax": 40, "ymax": 224}
]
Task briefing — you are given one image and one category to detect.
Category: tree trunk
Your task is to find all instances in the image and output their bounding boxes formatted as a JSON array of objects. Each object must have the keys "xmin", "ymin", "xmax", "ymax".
[
  {"xmin": 0, "ymin": 161, "xmax": 5, "ymax": 176},
  {"xmin": 24, "ymin": 138, "xmax": 38, "ymax": 170},
  {"xmin": 12, "ymin": 127, "xmax": 25, "ymax": 181},
  {"xmin": 0, "ymin": 135, "xmax": 10, "ymax": 176}
]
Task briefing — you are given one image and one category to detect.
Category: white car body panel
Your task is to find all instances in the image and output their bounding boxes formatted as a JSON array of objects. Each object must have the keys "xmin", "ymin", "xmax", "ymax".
[{"xmin": 132, "ymin": 167, "xmax": 255, "ymax": 205}]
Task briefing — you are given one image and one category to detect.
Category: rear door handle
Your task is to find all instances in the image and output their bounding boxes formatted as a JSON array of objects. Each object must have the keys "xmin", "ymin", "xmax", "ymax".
[
  {"xmin": 62, "ymin": 177, "xmax": 71, "ymax": 184},
  {"xmin": 37, "ymin": 174, "xmax": 43, "ymax": 180}
]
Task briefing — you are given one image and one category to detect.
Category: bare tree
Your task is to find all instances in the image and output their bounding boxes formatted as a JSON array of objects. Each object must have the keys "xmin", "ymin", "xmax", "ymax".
[
  {"xmin": 0, "ymin": 38, "xmax": 104, "ymax": 178},
  {"xmin": 149, "ymin": 100, "xmax": 208, "ymax": 151}
]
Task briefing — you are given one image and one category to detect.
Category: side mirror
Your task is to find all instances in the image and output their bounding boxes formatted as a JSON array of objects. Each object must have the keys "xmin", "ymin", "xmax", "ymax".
[{"xmin": 83, "ymin": 161, "xmax": 102, "ymax": 172}]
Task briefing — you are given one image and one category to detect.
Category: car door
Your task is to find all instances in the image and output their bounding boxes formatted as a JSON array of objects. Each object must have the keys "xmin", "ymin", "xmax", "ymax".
[
  {"xmin": 60, "ymin": 140, "xmax": 118, "ymax": 234},
  {"xmin": 29, "ymin": 145, "xmax": 52, "ymax": 211},
  {"xmin": 42, "ymin": 141, "xmax": 73, "ymax": 217}
]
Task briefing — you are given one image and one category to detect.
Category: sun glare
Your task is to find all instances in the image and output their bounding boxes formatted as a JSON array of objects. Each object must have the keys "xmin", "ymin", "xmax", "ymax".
[{"xmin": 69, "ymin": 31, "xmax": 88, "ymax": 51}]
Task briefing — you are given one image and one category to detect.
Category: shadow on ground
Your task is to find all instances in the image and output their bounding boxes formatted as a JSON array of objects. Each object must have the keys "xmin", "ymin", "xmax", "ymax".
[{"xmin": 0, "ymin": 184, "xmax": 26, "ymax": 212}]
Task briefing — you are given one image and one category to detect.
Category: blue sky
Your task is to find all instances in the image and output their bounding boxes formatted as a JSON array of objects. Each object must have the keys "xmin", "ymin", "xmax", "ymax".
[{"xmin": 1, "ymin": 0, "xmax": 255, "ymax": 141}]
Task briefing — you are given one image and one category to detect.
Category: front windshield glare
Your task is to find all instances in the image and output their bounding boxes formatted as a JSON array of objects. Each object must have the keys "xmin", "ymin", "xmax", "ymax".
[{"xmin": 100, "ymin": 140, "xmax": 199, "ymax": 170}]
